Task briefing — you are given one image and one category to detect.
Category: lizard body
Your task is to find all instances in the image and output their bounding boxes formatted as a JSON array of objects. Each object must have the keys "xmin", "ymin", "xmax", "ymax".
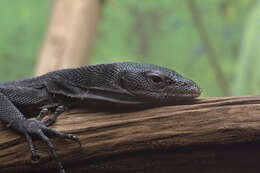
[{"xmin": 0, "ymin": 62, "xmax": 201, "ymax": 173}]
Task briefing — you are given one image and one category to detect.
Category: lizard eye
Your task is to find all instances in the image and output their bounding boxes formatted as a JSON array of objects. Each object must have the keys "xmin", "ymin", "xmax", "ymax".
[
  {"xmin": 146, "ymin": 72, "xmax": 165, "ymax": 84},
  {"xmin": 151, "ymin": 75, "xmax": 163, "ymax": 83}
]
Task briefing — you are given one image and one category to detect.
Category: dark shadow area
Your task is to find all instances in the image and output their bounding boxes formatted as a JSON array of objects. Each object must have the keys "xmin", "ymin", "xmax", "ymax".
[{"xmin": 35, "ymin": 142, "xmax": 260, "ymax": 173}]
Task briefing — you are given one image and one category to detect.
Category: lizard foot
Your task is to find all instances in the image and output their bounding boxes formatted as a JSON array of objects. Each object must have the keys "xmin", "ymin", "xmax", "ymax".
[{"xmin": 12, "ymin": 118, "xmax": 80, "ymax": 173}]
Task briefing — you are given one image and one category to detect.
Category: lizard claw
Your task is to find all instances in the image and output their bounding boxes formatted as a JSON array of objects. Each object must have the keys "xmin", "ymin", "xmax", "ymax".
[
  {"xmin": 43, "ymin": 105, "xmax": 68, "ymax": 127},
  {"xmin": 31, "ymin": 154, "xmax": 40, "ymax": 162},
  {"xmin": 36, "ymin": 108, "xmax": 50, "ymax": 121},
  {"xmin": 64, "ymin": 133, "xmax": 81, "ymax": 147}
]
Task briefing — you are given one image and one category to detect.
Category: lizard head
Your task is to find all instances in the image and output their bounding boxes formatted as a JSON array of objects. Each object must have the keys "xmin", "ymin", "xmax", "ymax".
[{"xmin": 118, "ymin": 63, "xmax": 201, "ymax": 103}]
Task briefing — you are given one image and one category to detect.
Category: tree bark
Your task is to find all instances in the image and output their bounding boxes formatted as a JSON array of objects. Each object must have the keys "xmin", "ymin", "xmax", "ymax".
[
  {"xmin": 1, "ymin": 96, "xmax": 260, "ymax": 173},
  {"xmin": 35, "ymin": 0, "xmax": 101, "ymax": 76}
]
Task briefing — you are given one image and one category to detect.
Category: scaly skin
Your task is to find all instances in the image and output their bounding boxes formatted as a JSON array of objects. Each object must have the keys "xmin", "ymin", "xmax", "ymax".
[{"xmin": 0, "ymin": 62, "xmax": 201, "ymax": 173}]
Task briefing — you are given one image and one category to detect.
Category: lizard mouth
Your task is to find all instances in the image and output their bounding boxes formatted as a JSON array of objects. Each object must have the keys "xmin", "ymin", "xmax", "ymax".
[
  {"xmin": 177, "ymin": 92, "xmax": 201, "ymax": 99},
  {"xmin": 190, "ymin": 87, "xmax": 202, "ymax": 97},
  {"xmin": 168, "ymin": 85, "xmax": 202, "ymax": 100}
]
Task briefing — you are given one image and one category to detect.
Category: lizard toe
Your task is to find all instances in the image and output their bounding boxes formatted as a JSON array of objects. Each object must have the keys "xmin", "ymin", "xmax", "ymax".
[
  {"xmin": 67, "ymin": 134, "xmax": 81, "ymax": 147},
  {"xmin": 43, "ymin": 126, "xmax": 81, "ymax": 147}
]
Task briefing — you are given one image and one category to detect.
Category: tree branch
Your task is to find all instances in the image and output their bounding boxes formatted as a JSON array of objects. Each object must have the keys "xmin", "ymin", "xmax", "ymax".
[{"xmin": 1, "ymin": 96, "xmax": 260, "ymax": 172}]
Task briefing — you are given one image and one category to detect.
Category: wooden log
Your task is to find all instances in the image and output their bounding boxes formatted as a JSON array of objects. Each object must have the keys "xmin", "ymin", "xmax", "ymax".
[{"xmin": 1, "ymin": 96, "xmax": 260, "ymax": 173}]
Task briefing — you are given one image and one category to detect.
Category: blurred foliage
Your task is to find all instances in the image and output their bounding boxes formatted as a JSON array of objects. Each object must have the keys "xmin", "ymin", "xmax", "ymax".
[
  {"xmin": 92, "ymin": 0, "xmax": 254, "ymax": 97},
  {"xmin": 233, "ymin": 0, "xmax": 260, "ymax": 96},
  {"xmin": 0, "ymin": 0, "xmax": 258, "ymax": 97},
  {"xmin": 0, "ymin": 0, "xmax": 52, "ymax": 81}
]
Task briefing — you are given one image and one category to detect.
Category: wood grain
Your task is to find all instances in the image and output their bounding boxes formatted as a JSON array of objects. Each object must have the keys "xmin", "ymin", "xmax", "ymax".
[{"xmin": 1, "ymin": 96, "xmax": 260, "ymax": 173}]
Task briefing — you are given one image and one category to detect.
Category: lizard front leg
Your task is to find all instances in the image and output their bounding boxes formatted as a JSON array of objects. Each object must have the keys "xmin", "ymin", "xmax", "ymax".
[{"xmin": 0, "ymin": 92, "xmax": 80, "ymax": 173}]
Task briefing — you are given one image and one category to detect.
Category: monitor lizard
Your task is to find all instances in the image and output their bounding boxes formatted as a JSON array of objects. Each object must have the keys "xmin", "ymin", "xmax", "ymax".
[{"xmin": 0, "ymin": 62, "xmax": 201, "ymax": 173}]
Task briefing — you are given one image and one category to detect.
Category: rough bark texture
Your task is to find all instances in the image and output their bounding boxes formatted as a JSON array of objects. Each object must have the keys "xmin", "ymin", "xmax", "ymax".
[
  {"xmin": 1, "ymin": 96, "xmax": 260, "ymax": 173},
  {"xmin": 35, "ymin": 0, "xmax": 101, "ymax": 76}
]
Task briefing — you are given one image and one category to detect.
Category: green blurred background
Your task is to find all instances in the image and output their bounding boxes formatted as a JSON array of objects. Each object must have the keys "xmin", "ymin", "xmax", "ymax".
[{"xmin": 0, "ymin": 0, "xmax": 259, "ymax": 97}]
